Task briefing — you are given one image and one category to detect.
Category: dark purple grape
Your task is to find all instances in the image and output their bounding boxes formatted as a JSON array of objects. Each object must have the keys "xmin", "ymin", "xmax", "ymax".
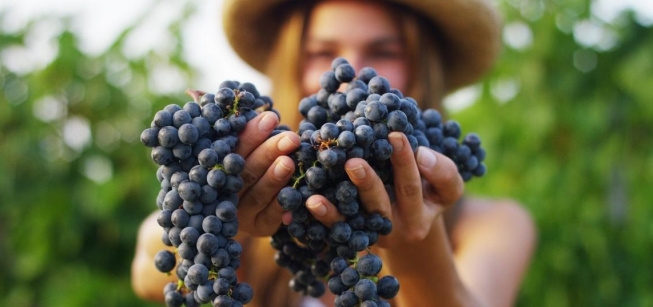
[
  {"xmin": 164, "ymin": 290, "xmax": 183, "ymax": 307},
  {"xmin": 331, "ymin": 57, "xmax": 349, "ymax": 70},
  {"xmin": 335, "ymin": 63, "xmax": 356, "ymax": 83},
  {"xmin": 306, "ymin": 166, "xmax": 328, "ymax": 190},
  {"xmin": 238, "ymin": 82, "xmax": 260, "ymax": 99},
  {"xmin": 164, "ymin": 104, "xmax": 182, "ymax": 115},
  {"xmin": 329, "ymin": 92, "xmax": 349, "ymax": 115},
  {"xmin": 207, "ymin": 169, "xmax": 226, "ymax": 188},
  {"xmin": 320, "ymin": 71, "xmax": 340, "ymax": 93},
  {"xmin": 171, "ymin": 208, "xmax": 189, "ymax": 228},
  {"xmin": 158, "ymin": 126, "xmax": 179, "ymax": 148},
  {"xmin": 215, "ymin": 87, "xmax": 236, "ymax": 107},
  {"xmin": 154, "ymin": 250, "xmax": 176, "ymax": 272},
  {"xmin": 356, "ymin": 253, "xmax": 382, "ymax": 276},
  {"xmin": 337, "ymin": 130, "xmax": 356, "ymax": 149},
  {"xmin": 318, "ymin": 148, "xmax": 339, "ymax": 168},
  {"xmin": 357, "ymin": 67, "xmax": 377, "ymax": 84},
  {"xmin": 340, "ymin": 267, "xmax": 360, "ymax": 287},
  {"xmin": 328, "ymin": 275, "xmax": 348, "ymax": 295},
  {"xmin": 198, "ymin": 148, "xmax": 218, "ymax": 168},
  {"xmin": 215, "ymin": 200, "xmax": 237, "ymax": 222},
  {"xmin": 201, "ymin": 103, "xmax": 222, "ymax": 125},
  {"xmin": 232, "ymin": 282, "xmax": 253, "ymax": 304},
  {"xmin": 364, "ymin": 101, "xmax": 388, "ymax": 122},
  {"xmin": 177, "ymin": 180, "xmax": 201, "ymax": 201},
  {"xmin": 223, "ymin": 153, "xmax": 245, "ymax": 175},
  {"xmin": 179, "ymin": 227, "xmax": 200, "ymax": 245},
  {"xmin": 354, "ymin": 125, "xmax": 375, "ymax": 147},
  {"xmin": 182, "ymin": 200, "xmax": 203, "ymax": 216},
  {"xmin": 368, "ymin": 76, "xmax": 390, "ymax": 94},
  {"xmin": 348, "ymin": 230, "xmax": 369, "ymax": 251},
  {"xmin": 223, "ymin": 175, "xmax": 243, "ymax": 194},
  {"xmin": 172, "ymin": 143, "xmax": 192, "ymax": 160},
  {"xmin": 377, "ymin": 275, "xmax": 400, "ymax": 299},
  {"xmin": 353, "ymin": 278, "xmax": 376, "ymax": 301},
  {"xmin": 379, "ymin": 92, "xmax": 401, "ymax": 111},
  {"xmin": 371, "ymin": 139, "xmax": 393, "ymax": 161},
  {"xmin": 140, "ymin": 127, "xmax": 160, "ymax": 147},
  {"xmin": 307, "ymin": 105, "xmax": 328, "ymax": 127},
  {"xmin": 329, "ymin": 221, "xmax": 352, "ymax": 243},
  {"xmin": 228, "ymin": 114, "xmax": 247, "ymax": 132},
  {"xmin": 172, "ymin": 110, "xmax": 192, "ymax": 128},
  {"xmin": 278, "ymin": 187, "xmax": 302, "ymax": 211},
  {"xmin": 202, "ymin": 215, "xmax": 223, "ymax": 235},
  {"xmin": 153, "ymin": 110, "xmax": 173, "ymax": 127},
  {"xmin": 346, "ymin": 88, "xmax": 367, "ymax": 109}
]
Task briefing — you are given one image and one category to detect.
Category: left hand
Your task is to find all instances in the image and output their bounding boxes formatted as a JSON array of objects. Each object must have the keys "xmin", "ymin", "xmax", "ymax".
[{"xmin": 285, "ymin": 131, "xmax": 464, "ymax": 249}]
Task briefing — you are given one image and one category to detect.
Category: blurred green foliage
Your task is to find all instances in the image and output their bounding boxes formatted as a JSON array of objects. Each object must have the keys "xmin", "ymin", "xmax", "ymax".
[{"xmin": 0, "ymin": 0, "xmax": 651, "ymax": 306}]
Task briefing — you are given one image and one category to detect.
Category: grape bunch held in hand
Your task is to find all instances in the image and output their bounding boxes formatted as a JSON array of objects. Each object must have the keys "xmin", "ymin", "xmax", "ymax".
[
  {"xmin": 140, "ymin": 56, "xmax": 487, "ymax": 307},
  {"xmin": 141, "ymin": 82, "xmax": 275, "ymax": 307},
  {"xmin": 266, "ymin": 57, "xmax": 487, "ymax": 307}
]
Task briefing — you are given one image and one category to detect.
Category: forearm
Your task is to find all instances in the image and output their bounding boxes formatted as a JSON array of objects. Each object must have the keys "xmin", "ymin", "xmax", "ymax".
[{"xmin": 377, "ymin": 216, "xmax": 485, "ymax": 307}]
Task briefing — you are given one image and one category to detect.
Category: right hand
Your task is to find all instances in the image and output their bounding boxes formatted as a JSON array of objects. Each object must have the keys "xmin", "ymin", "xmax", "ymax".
[{"xmin": 231, "ymin": 111, "xmax": 301, "ymax": 236}]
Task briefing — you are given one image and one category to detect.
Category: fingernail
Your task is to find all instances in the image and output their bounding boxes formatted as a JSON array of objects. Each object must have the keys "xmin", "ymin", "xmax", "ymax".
[
  {"xmin": 258, "ymin": 112, "xmax": 277, "ymax": 132},
  {"xmin": 277, "ymin": 135, "xmax": 298, "ymax": 152},
  {"xmin": 307, "ymin": 201, "xmax": 327, "ymax": 217},
  {"xmin": 389, "ymin": 133, "xmax": 404, "ymax": 152},
  {"xmin": 273, "ymin": 160, "xmax": 292, "ymax": 178},
  {"xmin": 417, "ymin": 147, "xmax": 437, "ymax": 168},
  {"xmin": 346, "ymin": 164, "xmax": 366, "ymax": 180},
  {"xmin": 282, "ymin": 212, "xmax": 293, "ymax": 225}
]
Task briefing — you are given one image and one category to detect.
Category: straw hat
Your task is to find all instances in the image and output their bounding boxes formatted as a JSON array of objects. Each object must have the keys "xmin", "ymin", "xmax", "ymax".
[{"xmin": 222, "ymin": 0, "xmax": 502, "ymax": 92}]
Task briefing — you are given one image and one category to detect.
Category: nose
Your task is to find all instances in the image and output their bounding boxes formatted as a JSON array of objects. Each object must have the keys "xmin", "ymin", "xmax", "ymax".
[
  {"xmin": 336, "ymin": 53, "xmax": 364, "ymax": 92},
  {"xmin": 342, "ymin": 52, "xmax": 365, "ymax": 75}
]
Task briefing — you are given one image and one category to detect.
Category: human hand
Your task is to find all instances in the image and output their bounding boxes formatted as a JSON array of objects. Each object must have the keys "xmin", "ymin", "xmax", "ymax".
[
  {"xmin": 295, "ymin": 131, "xmax": 464, "ymax": 249},
  {"xmin": 233, "ymin": 111, "xmax": 301, "ymax": 237}
]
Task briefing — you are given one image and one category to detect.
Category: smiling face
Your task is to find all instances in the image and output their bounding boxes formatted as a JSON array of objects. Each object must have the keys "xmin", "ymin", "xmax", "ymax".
[{"xmin": 301, "ymin": 0, "xmax": 409, "ymax": 95}]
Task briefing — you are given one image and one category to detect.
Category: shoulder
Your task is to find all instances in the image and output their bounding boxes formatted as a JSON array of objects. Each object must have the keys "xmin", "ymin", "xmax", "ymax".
[
  {"xmin": 137, "ymin": 210, "xmax": 168, "ymax": 256},
  {"xmin": 447, "ymin": 197, "xmax": 536, "ymax": 306},
  {"xmin": 131, "ymin": 211, "xmax": 177, "ymax": 301},
  {"xmin": 449, "ymin": 197, "xmax": 536, "ymax": 249},
  {"xmin": 448, "ymin": 197, "xmax": 537, "ymax": 275}
]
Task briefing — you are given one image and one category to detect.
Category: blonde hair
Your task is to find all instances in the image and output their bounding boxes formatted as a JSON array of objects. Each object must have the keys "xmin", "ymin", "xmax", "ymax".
[
  {"xmin": 401, "ymin": 6, "xmax": 447, "ymax": 112},
  {"xmin": 264, "ymin": 3, "xmax": 312, "ymax": 130},
  {"xmin": 264, "ymin": 1, "xmax": 447, "ymax": 130}
]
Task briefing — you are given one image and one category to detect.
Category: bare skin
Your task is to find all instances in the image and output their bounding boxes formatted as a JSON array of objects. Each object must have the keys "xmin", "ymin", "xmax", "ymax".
[{"xmin": 132, "ymin": 1, "xmax": 536, "ymax": 306}]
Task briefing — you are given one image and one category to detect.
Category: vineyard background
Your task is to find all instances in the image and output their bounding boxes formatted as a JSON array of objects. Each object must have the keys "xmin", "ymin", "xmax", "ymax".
[{"xmin": 1, "ymin": 0, "xmax": 652, "ymax": 306}]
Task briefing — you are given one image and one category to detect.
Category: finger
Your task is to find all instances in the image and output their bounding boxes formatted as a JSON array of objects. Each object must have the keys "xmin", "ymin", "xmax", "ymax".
[
  {"xmin": 416, "ymin": 146, "xmax": 464, "ymax": 206},
  {"xmin": 235, "ymin": 111, "xmax": 281, "ymax": 158},
  {"xmin": 239, "ymin": 130, "xmax": 300, "ymax": 191},
  {"xmin": 238, "ymin": 156, "xmax": 295, "ymax": 235},
  {"xmin": 344, "ymin": 158, "xmax": 392, "ymax": 219},
  {"xmin": 281, "ymin": 211, "xmax": 293, "ymax": 225},
  {"xmin": 387, "ymin": 132, "xmax": 425, "ymax": 219},
  {"xmin": 305, "ymin": 194, "xmax": 344, "ymax": 228}
]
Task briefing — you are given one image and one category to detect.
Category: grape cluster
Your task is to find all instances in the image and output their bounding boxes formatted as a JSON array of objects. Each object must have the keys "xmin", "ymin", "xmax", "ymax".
[
  {"xmin": 141, "ymin": 81, "xmax": 275, "ymax": 307},
  {"xmin": 267, "ymin": 58, "xmax": 487, "ymax": 306}
]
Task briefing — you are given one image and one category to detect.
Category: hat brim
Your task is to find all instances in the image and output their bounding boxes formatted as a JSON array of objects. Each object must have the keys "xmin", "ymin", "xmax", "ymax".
[{"xmin": 222, "ymin": 0, "xmax": 502, "ymax": 92}]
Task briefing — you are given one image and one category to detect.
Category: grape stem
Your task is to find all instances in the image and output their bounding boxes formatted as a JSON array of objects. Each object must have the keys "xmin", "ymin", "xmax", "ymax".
[{"xmin": 291, "ymin": 162, "xmax": 306, "ymax": 189}]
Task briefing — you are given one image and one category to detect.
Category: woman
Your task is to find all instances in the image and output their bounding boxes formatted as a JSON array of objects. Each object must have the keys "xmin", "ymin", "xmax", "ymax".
[{"xmin": 132, "ymin": 0, "xmax": 536, "ymax": 306}]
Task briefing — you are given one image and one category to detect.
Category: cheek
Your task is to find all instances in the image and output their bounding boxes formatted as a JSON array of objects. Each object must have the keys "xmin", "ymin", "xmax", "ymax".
[
  {"xmin": 375, "ymin": 64, "xmax": 408, "ymax": 93},
  {"xmin": 302, "ymin": 62, "xmax": 330, "ymax": 96}
]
